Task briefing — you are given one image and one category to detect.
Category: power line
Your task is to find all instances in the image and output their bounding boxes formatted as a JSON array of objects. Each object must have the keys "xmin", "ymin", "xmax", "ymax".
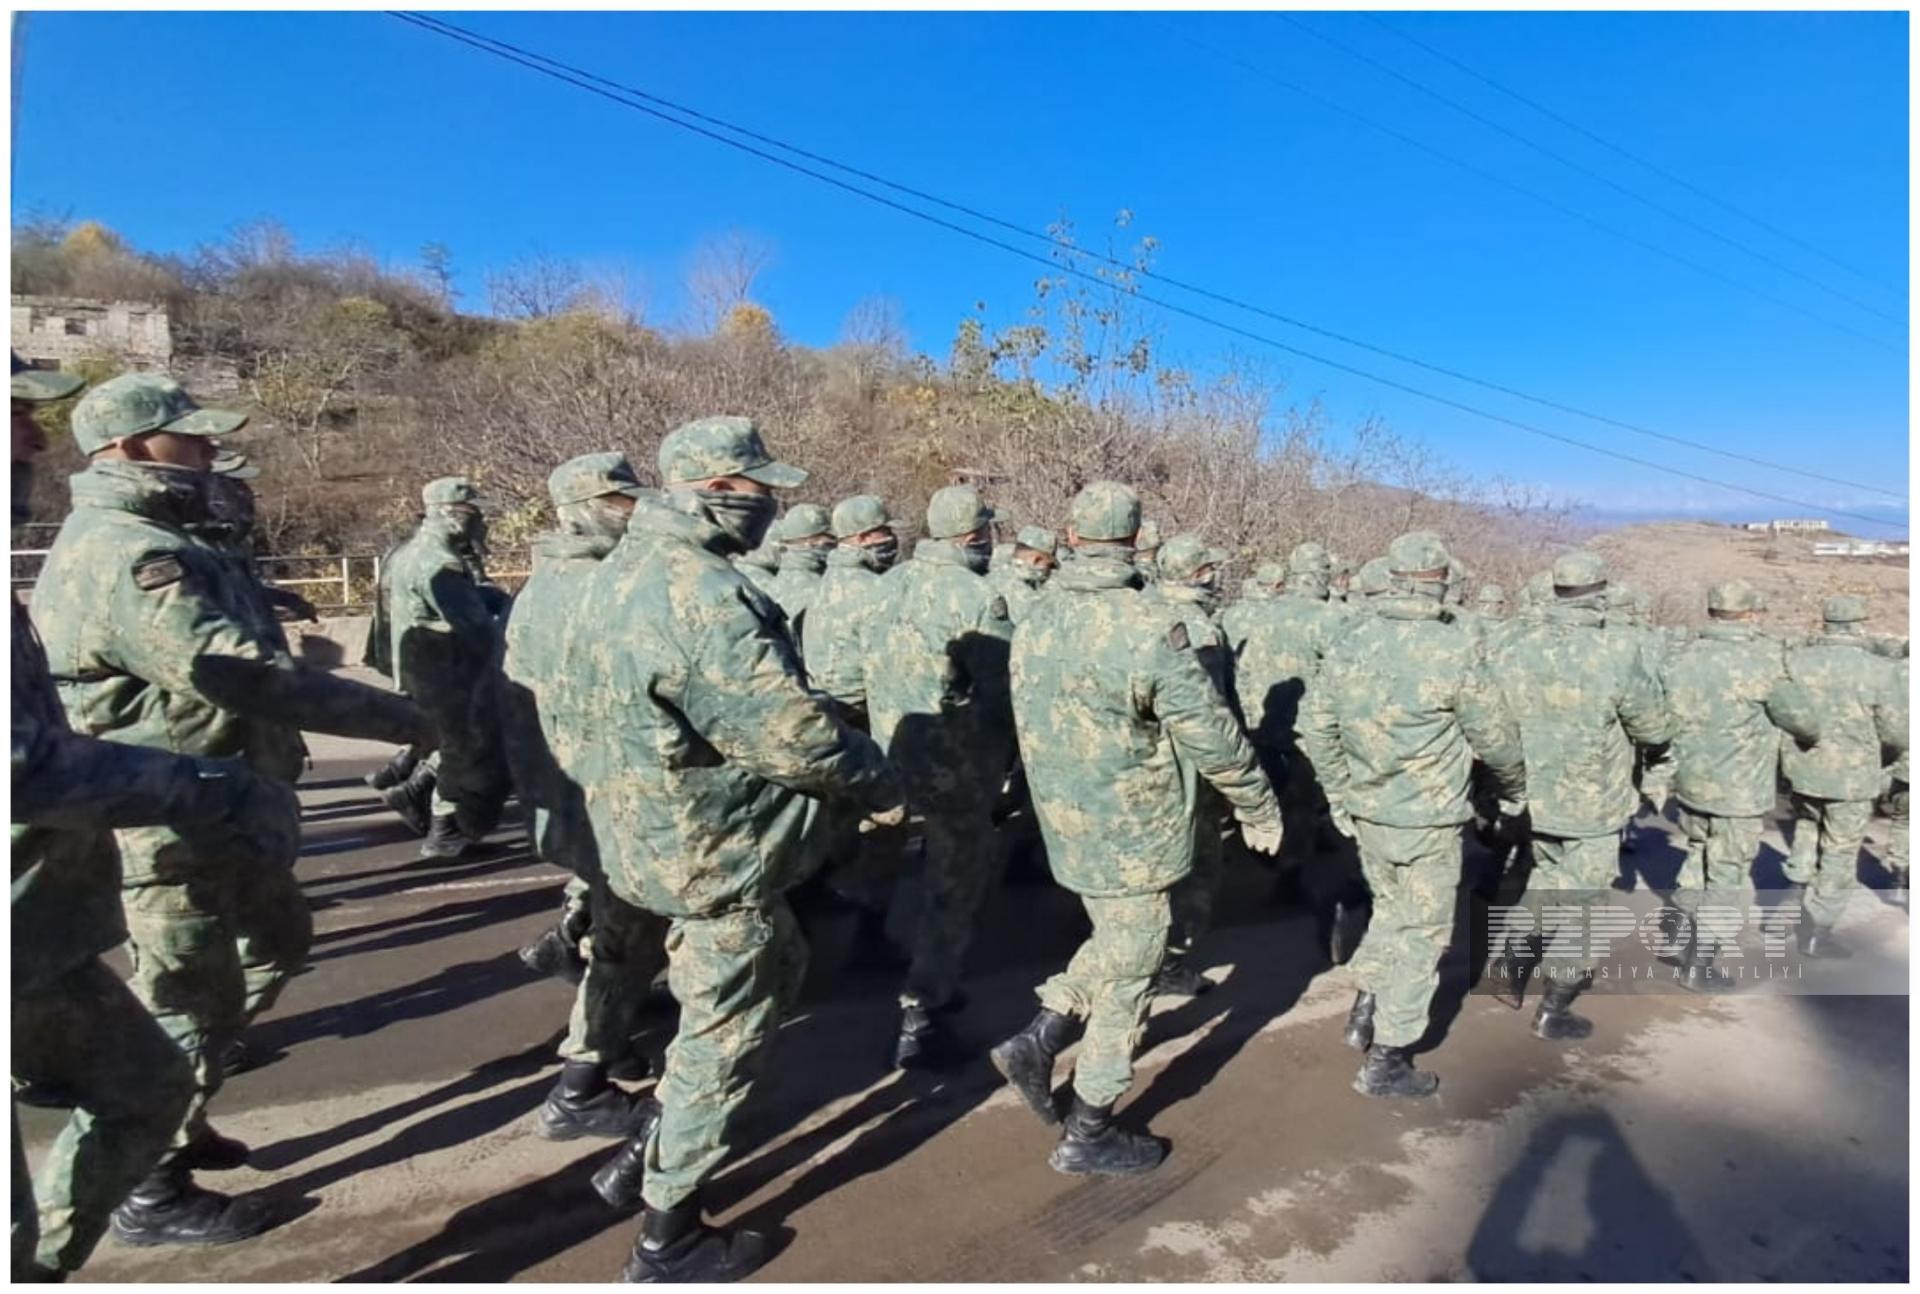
[
  {"xmin": 1149, "ymin": 17, "xmax": 1903, "ymax": 358},
  {"xmin": 386, "ymin": 11, "xmax": 1906, "ymax": 533},
  {"xmin": 388, "ymin": 12, "xmax": 1906, "ymax": 505},
  {"xmin": 1365, "ymin": 13, "xmax": 1906, "ymax": 302},
  {"xmin": 1275, "ymin": 13, "xmax": 1904, "ymax": 331}
]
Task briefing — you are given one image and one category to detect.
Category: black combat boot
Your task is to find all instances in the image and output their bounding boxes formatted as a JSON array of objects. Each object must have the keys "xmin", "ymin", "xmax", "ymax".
[
  {"xmin": 110, "ymin": 1167, "xmax": 276, "ymax": 1247},
  {"xmin": 619, "ymin": 1194, "xmax": 773, "ymax": 1283},
  {"xmin": 989, "ymin": 1008, "xmax": 1077, "ymax": 1126},
  {"xmin": 1891, "ymin": 866, "xmax": 1910, "ymax": 895},
  {"xmin": 364, "ymin": 748, "xmax": 418, "ymax": 791},
  {"xmin": 1046, "ymin": 1098, "xmax": 1166, "ymax": 1177},
  {"xmin": 1152, "ymin": 956, "xmax": 1213, "ymax": 998},
  {"xmin": 607, "ymin": 1052, "xmax": 653, "ymax": 1083},
  {"xmin": 380, "ymin": 761, "xmax": 436, "ymax": 837},
  {"xmin": 893, "ymin": 1003, "xmax": 967, "ymax": 1071},
  {"xmin": 1677, "ymin": 940, "xmax": 1738, "ymax": 994},
  {"xmin": 518, "ymin": 927, "xmax": 587, "ymax": 985},
  {"xmin": 539, "ymin": 1062, "xmax": 656, "ymax": 1141},
  {"xmin": 1352, "ymin": 1045, "xmax": 1440, "ymax": 1099},
  {"xmin": 220, "ymin": 1038, "xmax": 259, "ymax": 1077},
  {"xmin": 1342, "ymin": 991, "xmax": 1376, "ymax": 1051},
  {"xmin": 420, "ymin": 813, "xmax": 467, "ymax": 861},
  {"xmin": 177, "ymin": 1127, "xmax": 250, "ymax": 1172},
  {"xmin": 1530, "ymin": 980, "xmax": 1595, "ymax": 1041},
  {"xmin": 590, "ymin": 1100, "xmax": 664, "ymax": 1210}
]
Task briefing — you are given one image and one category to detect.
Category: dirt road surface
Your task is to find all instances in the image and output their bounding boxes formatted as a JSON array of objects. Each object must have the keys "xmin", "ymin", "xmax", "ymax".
[{"xmin": 30, "ymin": 733, "xmax": 1909, "ymax": 1283}]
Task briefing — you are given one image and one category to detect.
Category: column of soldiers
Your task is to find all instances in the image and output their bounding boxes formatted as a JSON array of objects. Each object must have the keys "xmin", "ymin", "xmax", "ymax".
[{"xmin": 12, "ymin": 362, "xmax": 1909, "ymax": 1283}]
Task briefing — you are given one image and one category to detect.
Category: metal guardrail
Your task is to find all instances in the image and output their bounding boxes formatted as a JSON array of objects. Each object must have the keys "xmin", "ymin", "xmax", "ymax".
[{"xmin": 11, "ymin": 546, "xmax": 530, "ymax": 613}]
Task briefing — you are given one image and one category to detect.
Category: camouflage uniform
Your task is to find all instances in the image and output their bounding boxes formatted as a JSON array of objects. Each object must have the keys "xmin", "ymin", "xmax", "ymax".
[
  {"xmin": 1148, "ymin": 535, "xmax": 1236, "ymax": 976},
  {"xmin": 765, "ymin": 503, "xmax": 833, "ymax": 650},
  {"xmin": 864, "ymin": 487, "xmax": 1013, "ymax": 1060},
  {"xmin": 806, "ymin": 495, "xmax": 899, "ymax": 719},
  {"xmin": 1133, "ymin": 518, "xmax": 1162, "ymax": 585},
  {"xmin": 1300, "ymin": 533, "xmax": 1525, "ymax": 1088},
  {"xmin": 733, "ymin": 541, "xmax": 781, "ymax": 597},
  {"xmin": 1781, "ymin": 597, "xmax": 1909, "ymax": 934},
  {"xmin": 988, "ymin": 524, "xmax": 1058, "ymax": 625},
  {"xmin": 1226, "ymin": 541, "xmax": 1347, "ymax": 866},
  {"xmin": 1003, "ymin": 485, "xmax": 1279, "ymax": 1121},
  {"xmin": 384, "ymin": 477, "xmax": 510, "ymax": 839},
  {"xmin": 1490, "ymin": 553, "xmax": 1672, "ymax": 1007},
  {"xmin": 551, "ymin": 418, "xmax": 903, "ymax": 1229},
  {"xmin": 1660, "ymin": 581, "xmax": 1821, "ymax": 959},
  {"xmin": 500, "ymin": 455, "xmax": 667, "ymax": 1097},
  {"xmin": 33, "ymin": 376, "xmax": 427, "ymax": 1229}
]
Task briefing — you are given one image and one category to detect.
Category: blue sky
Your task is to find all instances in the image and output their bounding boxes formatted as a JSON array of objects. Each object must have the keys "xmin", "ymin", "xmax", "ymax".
[{"xmin": 12, "ymin": 10, "xmax": 1910, "ymax": 532}]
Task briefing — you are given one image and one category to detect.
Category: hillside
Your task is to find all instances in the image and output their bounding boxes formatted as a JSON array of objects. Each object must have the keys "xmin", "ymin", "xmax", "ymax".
[{"xmin": 1592, "ymin": 521, "xmax": 1909, "ymax": 636}]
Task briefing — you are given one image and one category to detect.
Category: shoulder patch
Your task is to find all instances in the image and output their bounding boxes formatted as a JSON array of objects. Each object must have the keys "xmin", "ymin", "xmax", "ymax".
[
  {"xmin": 1168, "ymin": 621, "xmax": 1190, "ymax": 652},
  {"xmin": 132, "ymin": 555, "xmax": 186, "ymax": 592},
  {"xmin": 990, "ymin": 596, "xmax": 1010, "ymax": 622}
]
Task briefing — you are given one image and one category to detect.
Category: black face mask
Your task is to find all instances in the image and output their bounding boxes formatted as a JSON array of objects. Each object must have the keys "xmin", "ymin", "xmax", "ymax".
[
  {"xmin": 700, "ymin": 489, "xmax": 778, "ymax": 554},
  {"xmin": 962, "ymin": 537, "xmax": 993, "ymax": 573},
  {"xmin": 864, "ymin": 536, "xmax": 900, "ymax": 571}
]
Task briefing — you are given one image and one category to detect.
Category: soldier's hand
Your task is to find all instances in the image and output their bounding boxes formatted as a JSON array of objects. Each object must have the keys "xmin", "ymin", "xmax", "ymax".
[
  {"xmin": 1240, "ymin": 816, "xmax": 1284, "ymax": 857},
  {"xmin": 1328, "ymin": 803, "xmax": 1357, "ymax": 840},
  {"xmin": 859, "ymin": 802, "xmax": 908, "ymax": 834}
]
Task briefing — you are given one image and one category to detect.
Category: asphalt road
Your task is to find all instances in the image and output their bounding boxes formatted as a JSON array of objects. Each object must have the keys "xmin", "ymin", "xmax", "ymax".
[{"xmin": 31, "ymin": 733, "xmax": 1910, "ymax": 1283}]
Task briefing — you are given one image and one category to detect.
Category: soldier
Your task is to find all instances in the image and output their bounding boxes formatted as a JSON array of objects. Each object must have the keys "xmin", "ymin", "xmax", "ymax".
[
  {"xmin": 1329, "ymin": 552, "xmax": 1356, "ymax": 603},
  {"xmin": 1134, "ymin": 517, "xmax": 1163, "ymax": 584},
  {"xmin": 1227, "ymin": 560, "xmax": 1286, "ymax": 612},
  {"xmin": 1489, "ymin": 552, "xmax": 1672, "ymax": 1032},
  {"xmin": 1299, "ymin": 531, "xmax": 1526, "ymax": 1099},
  {"xmin": 1781, "ymin": 595, "xmax": 1909, "ymax": 954},
  {"xmin": 11, "ymin": 359, "xmax": 291, "ymax": 1275},
  {"xmin": 384, "ymin": 477, "xmax": 512, "ymax": 858},
  {"xmin": 1475, "ymin": 582, "xmax": 1508, "ymax": 620},
  {"xmin": 866, "ymin": 485, "xmax": 1016, "ymax": 1067},
  {"xmin": 1228, "ymin": 540, "xmax": 1347, "ymax": 876},
  {"xmin": 554, "ymin": 416, "xmax": 905, "ymax": 1282},
  {"xmin": 990, "ymin": 482, "xmax": 1282, "ymax": 1177},
  {"xmin": 1660, "ymin": 580, "xmax": 1820, "ymax": 984},
  {"xmin": 989, "ymin": 523, "xmax": 1059, "ymax": 624},
  {"xmin": 765, "ymin": 502, "xmax": 834, "ymax": 647},
  {"xmin": 1149, "ymin": 534, "xmax": 1238, "ymax": 997},
  {"xmin": 733, "ymin": 539, "xmax": 781, "ymax": 596},
  {"xmin": 500, "ymin": 453, "xmax": 666, "ymax": 1139},
  {"xmin": 202, "ymin": 453, "xmax": 321, "ymax": 624},
  {"xmin": 33, "ymin": 373, "xmax": 431, "ymax": 1246}
]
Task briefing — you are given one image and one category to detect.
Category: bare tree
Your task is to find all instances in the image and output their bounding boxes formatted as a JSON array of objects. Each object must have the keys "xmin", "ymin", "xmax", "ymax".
[{"xmin": 683, "ymin": 230, "xmax": 773, "ymax": 334}]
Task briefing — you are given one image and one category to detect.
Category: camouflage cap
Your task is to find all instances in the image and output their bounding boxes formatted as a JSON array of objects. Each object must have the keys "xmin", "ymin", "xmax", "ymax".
[
  {"xmin": 212, "ymin": 451, "xmax": 260, "ymax": 481},
  {"xmin": 831, "ymin": 494, "xmax": 894, "ymax": 539},
  {"xmin": 657, "ymin": 415, "xmax": 806, "ymax": 488},
  {"xmin": 10, "ymin": 351, "xmax": 84, "ymax": 403},
  {"xmin": 1252, "ymin": 560, "xmax": 1287, "ymax": 589},
  {"xmin": 1067, "ymin": 480, "xmax": 1142, "ymax": 543},
  {"xmin": 776, "ymin": 502, "xmax": 833, "ymax": 542},
  {"xmin": 422, "ymin": 476, "xmax": 480, "ymax": 507},
  {"xmin": 1706, "ymin": 579, "xmax": 1766, "ymax": 614},
  {"xmin": 925, "ymin": 484, "xmax": 995, "ymax": 540},
  {"xmin": 1353, "ymin": 555, "xmax": 1395, "ymax": 599},
  {"xmin": 1386, "ymin": 531, "xmax": 1451, "ymax": 576},
  {"xmin": 1014, "ymin": 524, "xmax": 1058, "ymax": 556},
  {"xmin": 1551, "ymin": 550, "xmax": 1609, "ymax": 595},
  {"xmin": 1288, "ymin": 541, "xmax": 1332, "ymax": 575},
  {"xmin": 1823, "ymin": 593, "xmax": 1870, "ymax": 624},
  {"xmin": 1135, "ymin": 518, "xmax": 1162, "ymax": 552},
  {"xmin": 70, "ymin": 372, "xmax": 246, "ymax": 455},
  {"xmin": 547, "ymin": 451, "xmax": 646, "ymax": 508},
  {"xmin": 1157, "ymin": 533, "xmax": 1226, "ymax": 583},
  {"xmin": 1475, "ymin": 582, "xmax": 1507, "ymax": 607}
]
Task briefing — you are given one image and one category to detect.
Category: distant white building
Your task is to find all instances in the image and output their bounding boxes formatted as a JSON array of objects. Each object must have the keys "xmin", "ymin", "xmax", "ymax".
[
  {"xmin": 1742, "ymin": 518, "xmax": 1833, "ymax": 534},
  {"xmin": 1812, "ymin": 540, "xmax": 1909, "ymax": 558},
  {"xmin": 11, "ymin": 295, "xmax": 173, "ymax": 371}
]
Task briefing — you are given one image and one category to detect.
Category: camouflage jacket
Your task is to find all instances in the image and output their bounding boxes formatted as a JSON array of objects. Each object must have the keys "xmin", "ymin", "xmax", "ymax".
[
  {"xmin": 1224, "ymin": 591, "xmax": 1345, "ymax": 757},
  {"xmin": 865, "ymin": 541, "xmax": 1016, "ymax": 811},
  {"xmin": 1781, "ymin": 632, "xmax": 1908, "ymax": 801},
  {"xmin": 1300, "ymin": 595, "xmax": 1526, "ymax": 828},
  {"xmin": 1660, "ymin": 622, "xmax": 1820, "ymax": 818},
  {"xmin": 1150, "ymin": 583, "xmax": 1234, "ymax": 704},
  {"xmin": 501, "ymin": 531, "xmax": 617, "ymax": 875},
  {"xmin": 1491, "ymin": 604, "xmax": 1672, "ymax": 837},
  {"xmin": 766, "ymin": 545, "xmax": 828, "ymax": 651},
  {"xmin": 1010, "ymin": 551, "xmax": 1279, "ymax": 898},
  {"xmin": 807, "ymin": 547, "xmax": 893, "ymax": 715},
  {"xmin": 33, "ymin": 462, "xmax": 411, "ymax": 883},
  {"xmin": 385, "ymin": 516, "xmax": 500, "ymax": 708},
  {"xmin": 1892, "ymin": 658, "xmax": 1910, "ymax": 785},
  {"xmin": 554, "ymin": 496, "xmax": 903, "ymax": 918},
  {"xmin": 987, "ymin": 563, "xmax": 1049, "ymax": 626}
]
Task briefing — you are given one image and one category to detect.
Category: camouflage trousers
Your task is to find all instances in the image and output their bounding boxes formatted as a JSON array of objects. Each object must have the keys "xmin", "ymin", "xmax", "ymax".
[
  {"xmin": 413, "ymin": 676, "xmax": 511, "ymax": 834},
  {"xmin": 1677, "ymin": 810, "xmax": 1763, "ymax": 895},
  {"xmin": 11, "ymin": 958, "xmax": 194, "ymax": 1277},
  {"xmin": 1037, "ymin": 890, "xmax": 1171, "ymax": 1107},
  {"xmin": 899, "ymin": 805, "xmax": 996, "ymax": 1012},
  {"xmin": 1169, "ymin": 790, "xmax": 1227, "ymax": 959},
  {"xmin": 1346, "ymin": 821, "xmax": 1461, "ymax": 1049},
  {"xmin": 1887, "ymin": 781, "xmax": 1910, "ymax": 873},
  {"xmin": 560, "ymin": 874, "xmax": 669, "ymax": 1067},
  {"xmin": 1785, "ymin": 794, "xmax": 1874, "ymax": 929},
  {"xmin": 640, "ymin": 899, "xmax": 807, "ymax": 1213},
  {"xmin": 816, "ymin": 803, "xmax": 897, "ymax": 914},
  {"xmin": 1527, "ymin": 833, "xmax": 1620, "ymax": 980},
  {"xmin": 119, "ymin": 848, "xmax": 314, "ymax": 1163}
]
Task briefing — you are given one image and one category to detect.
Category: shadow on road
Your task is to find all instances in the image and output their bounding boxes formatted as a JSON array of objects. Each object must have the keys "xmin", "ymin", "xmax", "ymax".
[
  {"xmin": 250, "ymin": 951, "xmax": 538, "ymax": 1053},
  {"xmin": 307, "ymin": 886, "xmax": 560, "ymax": 964}
]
